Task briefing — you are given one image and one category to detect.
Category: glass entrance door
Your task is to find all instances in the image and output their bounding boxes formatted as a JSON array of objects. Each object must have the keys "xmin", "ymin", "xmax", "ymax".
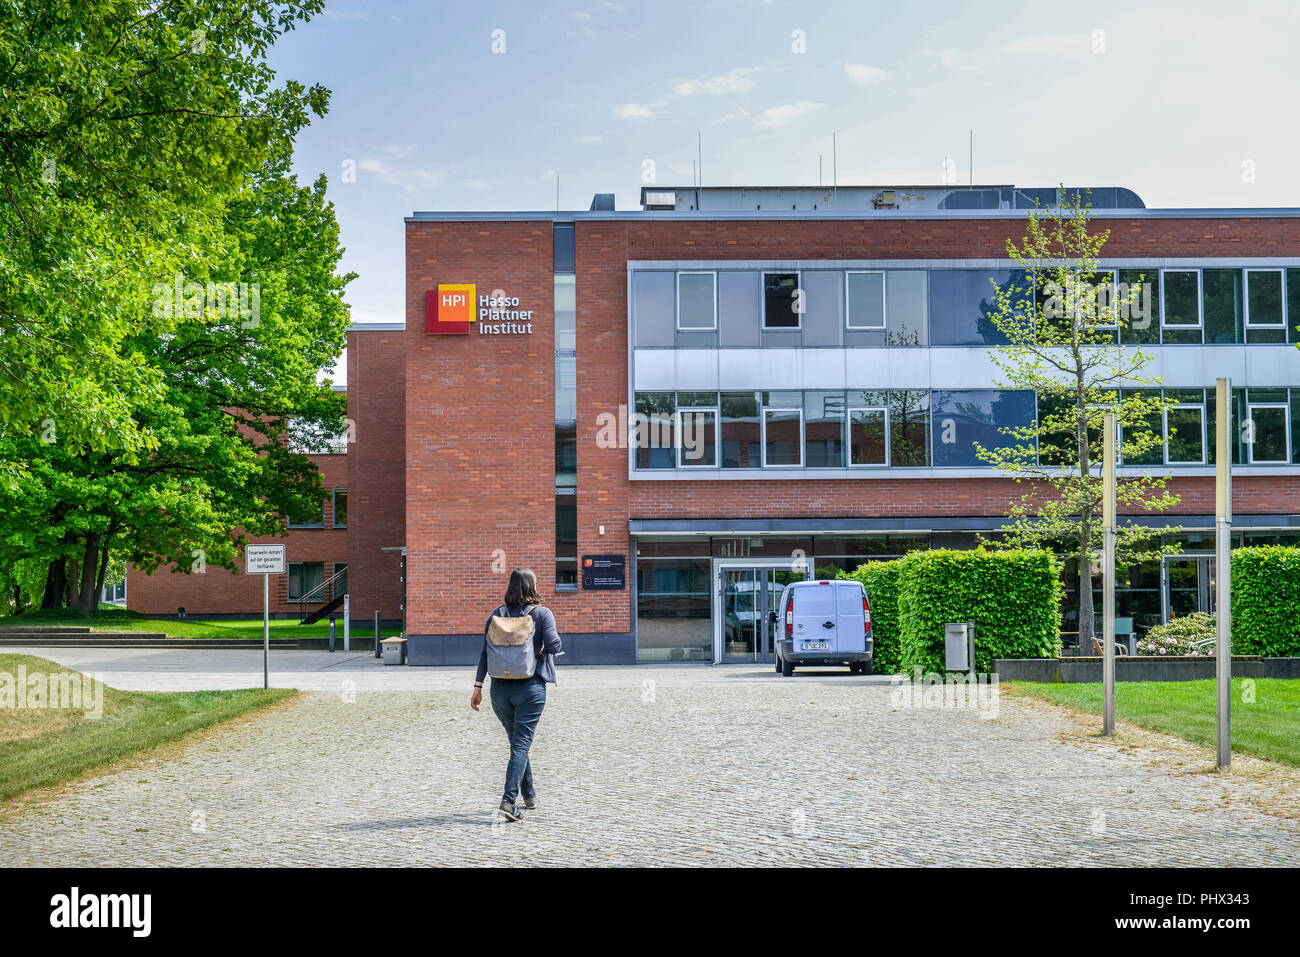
[
  {"xmin": 1162, "ymin": 555, "xmax": 1215, "ymax": 621},
  {"xmin": 717, "ymin": 564, "xmax": 808, "ymax": 663}
]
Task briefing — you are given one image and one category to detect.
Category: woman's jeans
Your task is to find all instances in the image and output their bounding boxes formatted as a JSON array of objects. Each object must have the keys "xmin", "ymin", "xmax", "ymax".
[{"xmin": 489, "ymin": 674, "xmax": 547, "ymax": 804}]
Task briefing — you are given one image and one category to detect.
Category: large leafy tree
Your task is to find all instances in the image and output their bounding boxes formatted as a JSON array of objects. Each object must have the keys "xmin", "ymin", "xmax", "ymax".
[
  {"xmin": 0, "ymin": 0, "xmax": 327, "ymax": 471},
  {"xmin": 977, "ymin": 192, "xmax": 1181, "ymax": 650},
  {"xmin": 0, "ymin": 156, "xmax": 352, "ymax": 611}
]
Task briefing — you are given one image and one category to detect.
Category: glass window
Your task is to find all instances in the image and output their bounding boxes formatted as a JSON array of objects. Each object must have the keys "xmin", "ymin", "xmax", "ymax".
[
  {"xmin": 1247, "ymin": 404, "xmax": 1289, "ymax": 464},
  {"xmin": 1120, "ymin": 389, "xmax": 1163, "ymax": 466},
  {"xmin": 636, "ymin": 558, "xmax": 711, "ymax": 661},
  {"xmin": 885, "ymin": 271, "xmax": 928, "ymax": 345},
  {"xmin": 720, "ymin": 392, "xmax": 760, "ymax": 468},
  {"xmin": 930, "ymin": 389, "xmax": 1035, "ymax": 467},
  {"xmin": 928, "ymin": 270, "xmax": 1024, "ymax": 345},
  {"xmin": 332, "ymin": 562, "xmax": 347, "ymax": 597},
  {"xmin": 332, "ymin": 489, "xmax": 347, "ymax": 528},
  {"xmin": 677, "ymin": 271, "xmax": 716, "ymax": 330},
  {"xmin": 1202, "ymin": 268, "xmax": 1243, "ymax": 344},
  {"xmin": 555, "ymin": 354, "xmax": 576, "ymax": 425},
  {"xmin": 632, "ymin": 271, "xmax": 675, "ymax": 346},
  {"xmin": 888, "ymin": 390, "xmax": 930, "ymax": 466},
  {"xmin": 804, "ymin": 391, "xmax": 844, "ymax": 467},
  {"xmin": 763, "ymin": 273, "xmax": 801, "ymax": 329},
  {"xmin": 555, "ymin": 426, "xmax": 577, "ymax": 486},
  {"xmin": 846, "ymin": 271, "xmax": 885, "ymax": 329},
  {"xmin": 677, "ymin": 408, "xmax": 717, "ymax": 467},
  {"xmin": 763, "ymin": 407, "xmax": 802, "ymax": 466},
  {"xmin": 1161, "ymin": 270, "xmax": 1201, "ymax": 342},
  {"xmin": 554, "ymin": 275, "xmax": 576, "ymax": 351},
  {"xmin": 1246, "ymin": 269, "xmax": 1285, "ymax": 343},
  {"xmin": 1118, "ymin": 269, "xmax": 1159, "ymax": 343},
  {"xmin": 287, "ymin": 562, "xmax": 324, "ymax": 601},
  {"xmin": 634, "ymin": 392, "xmax": 676, "ymax": 469},
  {"xmin": 848, "ymin": 407, "xmax": 888, "ymax": 466},
  {"xmin": 288, "ymin": 499, "xmax": 324, "ymax": 528},
  {"xmin": 1246, "ymin": 269, "xmax": 1284, "ymax": 326},
  {"xmin": 556, "ymin": 492, "xmax": 577, "ymax": 589},
  {"xmin": 553, "ymin": 223, "xmax": 575, "ymax": 274},
  {"xmin": 1165, "ymin": 405, "xmax": 1205, "ymax": 464},
  {"xmin": 1289, "ymin": 269, "xmax": 1300, "ymax": 344}
]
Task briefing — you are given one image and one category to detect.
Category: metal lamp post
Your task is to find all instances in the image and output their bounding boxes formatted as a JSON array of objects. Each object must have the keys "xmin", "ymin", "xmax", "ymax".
[
  {"xmin": 1101, "ymin": 409, "xmax": 1117, "ymax": 737},
  {"xmin": 1215, "ymin": 377, "xmax": 1232, "ymax": 770}
]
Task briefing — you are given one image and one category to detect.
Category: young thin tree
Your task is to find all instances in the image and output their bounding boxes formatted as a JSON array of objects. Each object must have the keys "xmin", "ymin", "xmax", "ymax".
[{"xmin": 976, "ymin": 192, "xmax": 1182, "ymax": 651}]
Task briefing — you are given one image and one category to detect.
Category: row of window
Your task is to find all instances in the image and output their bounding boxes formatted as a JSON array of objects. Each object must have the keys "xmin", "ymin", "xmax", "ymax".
[
  {"xmin": 632, "ymin": 388, "xmax": 1300, "ymax": 470},
  {"xmin": 634, "ymin": 266, "xmax": 1300, "ymax": 347},
  {"xmin": 286, "ymin": 488, "xmax": 348, "ymax": 529},
  {"xmin": 286, "ymin": 561, "xmax": 346, "ymax": 601}
]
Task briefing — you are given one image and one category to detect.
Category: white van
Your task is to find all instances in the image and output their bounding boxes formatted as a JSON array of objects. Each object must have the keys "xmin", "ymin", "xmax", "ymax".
[{"xmin": 773, "ymin": 579, "xmax": 873, "ymax": 677}]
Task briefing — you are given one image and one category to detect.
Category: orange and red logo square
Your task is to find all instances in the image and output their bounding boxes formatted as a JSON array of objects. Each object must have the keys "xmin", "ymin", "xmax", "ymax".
[{"xmin": 425, "ymin": 283, "xmax": 475, "ymax": 334}]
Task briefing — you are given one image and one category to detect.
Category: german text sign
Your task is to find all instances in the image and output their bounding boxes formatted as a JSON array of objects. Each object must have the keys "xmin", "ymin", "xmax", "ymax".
[
  {"xmin": 581, "ymin": 554, "xmax": 625, "ymax": 590},
  {"xmin": 246, "ymin": 545, "xmax": 286, "ymax": 575}
]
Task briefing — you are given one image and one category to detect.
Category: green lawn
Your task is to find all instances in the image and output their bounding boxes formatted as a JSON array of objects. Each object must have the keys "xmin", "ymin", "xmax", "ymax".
[
  {"xmin": 1008, "ymin": 678, "xmax": 1300, "ymax": 767},
  {"xmin": 0, "ymin": 654, "xmax": 296, "ymax": 802},
  {"xmin": 0, "ymin": 608, "xmax": 399, "ymax": 640}
]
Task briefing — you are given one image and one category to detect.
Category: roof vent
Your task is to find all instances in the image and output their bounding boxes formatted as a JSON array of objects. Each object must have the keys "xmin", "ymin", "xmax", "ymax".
[{"xmin": 589, "ymin": 193, "xmax": 615, "ymax": 211}]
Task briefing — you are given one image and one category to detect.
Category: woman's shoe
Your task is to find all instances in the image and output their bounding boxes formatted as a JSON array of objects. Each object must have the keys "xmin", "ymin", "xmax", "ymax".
[{"xmin": 497, "ymin": 799, "xmax": 523, "ymax": 822}]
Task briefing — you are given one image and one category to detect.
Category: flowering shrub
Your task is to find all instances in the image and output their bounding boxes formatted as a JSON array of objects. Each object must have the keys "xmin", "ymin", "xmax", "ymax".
[{"xmin": 1137, "ymin": 612, "xmax": 1216, "ymax": 656}]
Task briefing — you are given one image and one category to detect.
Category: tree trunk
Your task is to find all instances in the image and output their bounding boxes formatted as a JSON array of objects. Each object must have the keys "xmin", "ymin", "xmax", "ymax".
[
  {"xmin": 94, "ymin": 533, "xmax": 113, "ymax": 599},
  {"xmin": 74, "ymin": 534, "xmax": 101, "ymax": 613},
  {"xmin": 1078, "ymin": 547, "xmax": 1095, "ymax": 653},
  {"xmin": 41, "ymin": 559, "xmax": 67, "ymax": 610}
]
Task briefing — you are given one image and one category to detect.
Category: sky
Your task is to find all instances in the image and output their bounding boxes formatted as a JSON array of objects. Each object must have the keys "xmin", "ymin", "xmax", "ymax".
[{"xmin": 263, "ymin": 0, "xmax": 1300, "ymax": 375}]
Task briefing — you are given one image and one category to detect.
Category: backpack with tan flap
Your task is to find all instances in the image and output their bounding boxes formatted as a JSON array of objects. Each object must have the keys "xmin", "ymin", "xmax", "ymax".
[{"xmin": 485, "ymin": 605, "xmax": 539, "ymax": 679}]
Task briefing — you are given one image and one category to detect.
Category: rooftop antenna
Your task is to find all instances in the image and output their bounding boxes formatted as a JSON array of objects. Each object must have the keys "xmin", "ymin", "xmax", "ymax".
[
  {"xmin": 556, "ymin": 172, "xmax": 560, "ymax": 211},
  {"xmin": 832, "ymin": 132, "xmax": 838, "ymax": 198},
  {"xmin": 697, "ymin": 131, "xmax": 702, "ymax": 190},
  {"xmin": 969, "ymin": 129, "xmax": 973, "ymax": 187},
  {"xmin": 819, "ymin": 154, "xmax": 823, "ymax": 188}
]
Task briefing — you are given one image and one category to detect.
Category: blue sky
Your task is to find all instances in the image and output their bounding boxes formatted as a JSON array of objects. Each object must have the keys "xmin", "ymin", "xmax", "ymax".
[{"xmin": 266, "ymin": 0, "xmax": 1300, "ymax": 348}]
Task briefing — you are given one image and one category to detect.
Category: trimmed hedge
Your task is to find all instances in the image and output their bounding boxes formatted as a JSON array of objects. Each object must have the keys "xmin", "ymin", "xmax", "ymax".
[
  {"xmin": 896, "ymin": 549, "xmax": 1062, "ymax": 674},
  {"xmin": 839, "ymin": 560, "xmax": 904, "ymax": 674},
  {"xmin": 1232, "ymin": 546, "xmax": 1300, "ymax": 657}
]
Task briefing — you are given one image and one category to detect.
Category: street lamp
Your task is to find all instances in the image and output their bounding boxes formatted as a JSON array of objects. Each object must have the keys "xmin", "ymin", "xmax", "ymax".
[
  {"xmin": 1215, "ymin": 377, "xmax": 1232, "ymax": 770},
  {"xmin": 1088, "ymin": 402, "xmax": 1118, "ymax": 737}
]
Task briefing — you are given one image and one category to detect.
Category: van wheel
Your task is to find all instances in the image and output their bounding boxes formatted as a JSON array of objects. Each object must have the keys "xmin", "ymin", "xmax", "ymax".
[
  {"xmin": 781, "ymin": 657, "xmax": 795, "ymax": 677},
  {"xmin": 861, "ymin": 658, "xmax": 874, "ymax": 676},
  {"xmin": 774, "ymin": 656, "xmax": 782, "ymax": 673},
  {"xmin": 848, "ymin": 663, "xmax": 861, "ymax": 674}
]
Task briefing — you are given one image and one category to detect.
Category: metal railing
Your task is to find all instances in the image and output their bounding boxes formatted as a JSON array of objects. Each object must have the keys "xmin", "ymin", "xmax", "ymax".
[{"xmin": 295, "ymin": 567, "xmax": 347, "ymax": 622}]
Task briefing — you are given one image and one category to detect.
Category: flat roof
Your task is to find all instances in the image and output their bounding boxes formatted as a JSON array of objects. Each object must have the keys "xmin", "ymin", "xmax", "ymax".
[{"xmin": 406, "ymin": 207, "xmax": 1300, "ymax": 222}]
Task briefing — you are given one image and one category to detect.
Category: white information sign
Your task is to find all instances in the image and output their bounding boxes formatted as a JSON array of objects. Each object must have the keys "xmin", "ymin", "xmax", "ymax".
[{"xmin": 246, "ymin": 545, "xmax": 286, "ymax": 575}]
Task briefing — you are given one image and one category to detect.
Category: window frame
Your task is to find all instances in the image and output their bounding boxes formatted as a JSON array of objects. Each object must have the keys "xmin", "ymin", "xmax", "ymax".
[
  {"xmin": 1244, "ymin": 268, "xmax": 1286, "ymax": 328},
  {"xmin": 674, "ymin": 406, "xmax": 719, "ymax": 469},
  {"xmin": 1160, "ymin": 268, "xmax": 1203, "ymax": 330},
  {"xmin": 846, "ymin": 406, "xmax": 890, "ymax": 467},
  {"xmin": 760, "ymin": 271, "xmax": 803, "ymax": 331},
  {"xmin": 331, "ymin": 488, "xmax": 347, "ymax": 529},
  {"xmin": 1086, "ymin": 268, "xmax": 1120, "ymax": 331},
  {"xmin": 845, "ymin": 270, "xmax": 887, "ymax": 330},
  {"xmin": 675, "ymin": 270, "xmax": 718, "ymax": 331},
  {"xmin": 1163, "ymin": 403, "xmax": 1207, "ymax": 465},
  {"xmin": 1246, "ymin": 402, "xmax": 1290, "ymax": 465},
  {"xmin": 287, "ymin": 561, "xmax": 325, "ymax": 601},
  {"xmin": 287, "ymin": 499, "xmax": 325, "ymax": 529},
  {"xmin": 761, "ymin": 406, "xmax": 804, "ymax": 468}
]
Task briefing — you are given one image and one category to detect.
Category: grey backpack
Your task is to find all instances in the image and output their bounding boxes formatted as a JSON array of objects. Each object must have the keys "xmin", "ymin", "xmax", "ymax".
[{"xmin": 485, "ymin": 605, "xmax": 538, "ymax": 679}]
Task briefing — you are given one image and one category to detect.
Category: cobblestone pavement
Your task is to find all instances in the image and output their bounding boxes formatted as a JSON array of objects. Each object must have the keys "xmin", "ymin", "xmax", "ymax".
[{"xmin": 1, "ymin": 662, "xmax": 1296, "ymax": 866}]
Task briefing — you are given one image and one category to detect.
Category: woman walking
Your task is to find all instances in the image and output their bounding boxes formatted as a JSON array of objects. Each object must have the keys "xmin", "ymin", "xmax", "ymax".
[{"xmin": 470, "ymin": 568, "xmax": 562, "ymax": 822}]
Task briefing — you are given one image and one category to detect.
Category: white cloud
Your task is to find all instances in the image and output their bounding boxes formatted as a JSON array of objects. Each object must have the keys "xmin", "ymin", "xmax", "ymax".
[
  {"xmin": 1003, "ymin": 34, "xmax": 1092, "ymax": 55},
  {"xmin": 613, "ymin": 101, "xmax": 663, "ymax": 121},
  {"xmin": 672, "ymin": 67, "xmax": 761, "ymax": 96},
  {"xmin": 755, "ymin": 100, "xmax": 825, "ymax": 128},
  {"xmin": 844, "ymin": 63, "xmax": 887, "ymax": 86},
  {"xmin": 466, "ymin": 179, "xmax": 491, "ymax": 190},
  {"xmin": 578, "ymin": 135, "xmax": 603, "ymax": 143},
  {"xmin": 323, "ymin": 9, "xmax": 368, "ymax": 19},
  {"xmin": 358, "ymin": 159, "xmax": 443, "ymax": 192},
  {"xmin": 922, "ymin": 48, "xmax": 959, "ymax": 68},
  {"xmin": 566, "ymin": 11, "xmax": 593, "ymax": 19}
]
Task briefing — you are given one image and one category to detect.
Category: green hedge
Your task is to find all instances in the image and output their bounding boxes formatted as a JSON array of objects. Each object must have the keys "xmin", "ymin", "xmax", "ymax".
[
  {"xmin": 1232, "ymin": 546, "xmax": 1300, "ymax": 657},
  {"xmin": 839, "ymin": 560, "xmax": 905, "ymax": 674},
  {"xmin": 896, "ymin": 549, "xmax": 1062, "ymax": 673}
]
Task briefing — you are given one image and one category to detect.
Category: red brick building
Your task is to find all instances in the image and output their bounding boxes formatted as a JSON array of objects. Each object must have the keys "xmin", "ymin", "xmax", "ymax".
[{"xmin": 132, "ymin": 184, "xmax": 1300, "ymax": 664}]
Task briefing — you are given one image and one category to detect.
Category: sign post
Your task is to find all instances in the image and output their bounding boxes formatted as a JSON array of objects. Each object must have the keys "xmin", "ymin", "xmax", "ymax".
[
  {"xmin": 1215, "ymin": 377, "xmax": 1232, "ymax": 769},
  {"xmin": 245, "ymin": 545, "xmax": 286, "ymax": 690},
  {"xmin": 1102, "ymin": 410, "xmax": 1117, "ymax": 737}
]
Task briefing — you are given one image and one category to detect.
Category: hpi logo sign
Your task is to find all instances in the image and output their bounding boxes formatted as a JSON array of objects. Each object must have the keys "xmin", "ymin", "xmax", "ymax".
[{"xmin": 425, "ymin": 283, "xmax": 535, "ymax": 336}]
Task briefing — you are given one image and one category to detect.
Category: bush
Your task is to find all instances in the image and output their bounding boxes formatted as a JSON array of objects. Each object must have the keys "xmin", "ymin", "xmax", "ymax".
[
  {"xmin": 896, "ymin": 549, "xmax": 1062, "ymax": 673},
  {"xmin": 1138, "ymin": 612, "xmax": 1215, "ymax": 656},
  {"xmin": 1232, "ymin": 546, "xmax": 1300, "ymax": 657},
  {"xmin": 839, "ymin": 560, "xmax": 905, "ymax": 674}
]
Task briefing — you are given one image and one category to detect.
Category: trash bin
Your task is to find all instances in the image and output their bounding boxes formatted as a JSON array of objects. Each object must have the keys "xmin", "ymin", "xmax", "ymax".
[{"xmin": 381, "ymin": 637, "xmax": 408, "ymax": 666}]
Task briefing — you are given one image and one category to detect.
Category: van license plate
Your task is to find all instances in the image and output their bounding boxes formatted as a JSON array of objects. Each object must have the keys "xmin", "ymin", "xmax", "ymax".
[{"xmin": 804, "ymin": 642, "xmax": 830, "ymax": 651}]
